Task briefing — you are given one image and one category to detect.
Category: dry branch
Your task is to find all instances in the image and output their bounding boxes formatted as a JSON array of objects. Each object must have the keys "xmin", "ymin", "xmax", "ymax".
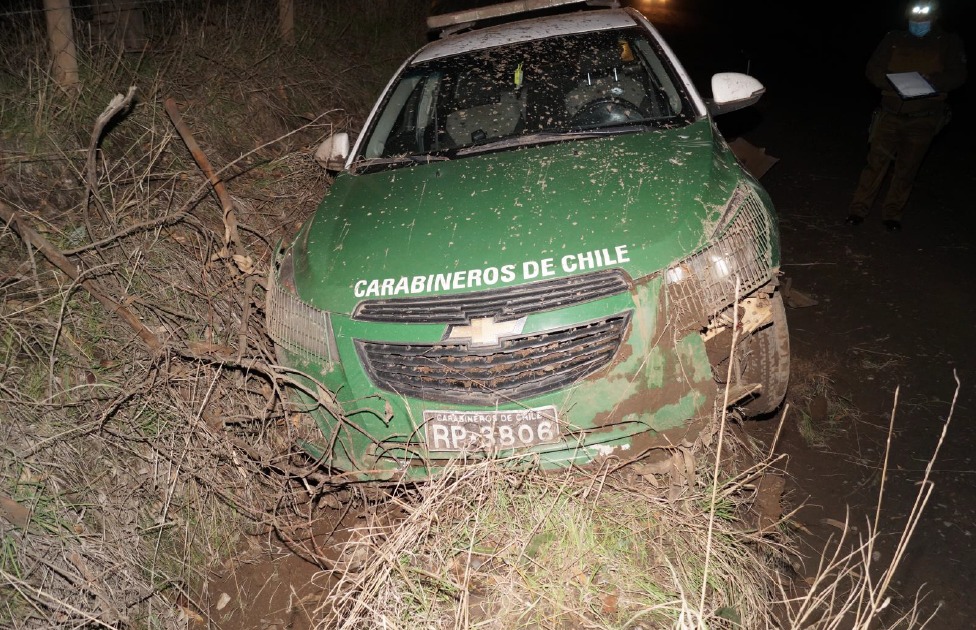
[
  {"xmin": 61, "ymin": 206, "xmax": 194, "ymax": 256},
  {"xmin": 0, "ymin": 7, "xmax": 433, "ymax": 630},
  {"xmin": 0, "ymin": 200, "xmax": 163, "ymax": 353},
  {"xmin": 0, "ymin": 567, "xmax": 118, "ymax": 630},
  {"xmin": 85, "ymin": 86, "xmax": 137, "ymax": 225},
  {"xmin": 163, "ymin": 97, "xmax": 241, "ymax": 255}
]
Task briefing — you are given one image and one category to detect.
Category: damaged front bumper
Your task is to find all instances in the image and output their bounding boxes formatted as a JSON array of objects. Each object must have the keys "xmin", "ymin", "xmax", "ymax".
[{"xmin": 269, "ymin": 260, "xmax": 720, "ymax": 481}]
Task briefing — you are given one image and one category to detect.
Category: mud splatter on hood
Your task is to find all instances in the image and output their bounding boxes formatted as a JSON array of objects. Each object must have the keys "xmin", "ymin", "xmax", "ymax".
[{"xmin": 292, "ymin": 118, "xmax": 742, "ymax": 313}]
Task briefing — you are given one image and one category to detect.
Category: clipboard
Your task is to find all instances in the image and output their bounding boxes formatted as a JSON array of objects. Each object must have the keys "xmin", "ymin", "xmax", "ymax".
[{"xmin": 886, "ymin": 72, "xmax": 936, "ymax": 99}]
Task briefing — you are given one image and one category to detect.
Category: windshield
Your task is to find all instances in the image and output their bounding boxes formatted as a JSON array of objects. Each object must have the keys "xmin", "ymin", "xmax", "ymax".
[{"xmin": 357, "ymin": 26, "xmax": 694, "ymax": 166}]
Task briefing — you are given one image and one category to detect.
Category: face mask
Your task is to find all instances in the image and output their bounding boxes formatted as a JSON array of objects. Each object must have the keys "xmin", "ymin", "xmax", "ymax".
[{"xmin": 909, "ymin": 21, "xmax": 932, "ymax": 37}]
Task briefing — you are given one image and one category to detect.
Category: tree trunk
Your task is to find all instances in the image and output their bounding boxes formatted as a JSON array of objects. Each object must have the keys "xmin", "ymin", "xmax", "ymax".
[
  {"xmin": 279, "ymin": 0, "xmax": 295, "ymax": 46},
  {"xmin": 43, "ymin": 0, "xmax": 79, "ymax": 88}
]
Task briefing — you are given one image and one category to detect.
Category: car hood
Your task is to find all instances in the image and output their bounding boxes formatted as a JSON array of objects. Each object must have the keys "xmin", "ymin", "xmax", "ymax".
[{"xmin": 291, "ymin": 119, "xmax": 744, "ymax": 314}]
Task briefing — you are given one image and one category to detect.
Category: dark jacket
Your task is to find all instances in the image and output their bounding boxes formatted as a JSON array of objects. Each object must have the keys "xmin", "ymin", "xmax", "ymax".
[{"xmin": 866, "ymin": 25, "xmax": 966, "ymax": 115}]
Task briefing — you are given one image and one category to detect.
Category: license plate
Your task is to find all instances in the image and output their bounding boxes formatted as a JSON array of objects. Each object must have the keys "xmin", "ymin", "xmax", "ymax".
[{"xmin": 423, "ymin": 406, "xmax": 560, "ymax": 452}]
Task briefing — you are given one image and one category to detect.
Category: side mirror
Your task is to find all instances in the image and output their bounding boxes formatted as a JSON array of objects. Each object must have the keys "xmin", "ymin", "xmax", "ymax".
[
  {"xmin": 314, "ymin": 132, "xmax": 350, "ymax": 171},
  {"xmin": 706, "ymin": 73, "xmax": 765, "ymax": 116}
]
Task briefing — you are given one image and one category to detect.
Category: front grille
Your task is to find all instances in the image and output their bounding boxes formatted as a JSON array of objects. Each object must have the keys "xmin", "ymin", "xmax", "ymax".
[
  {"xmin": 667, "ymin": 188, "xmax": 774, "ymax": 321},
  {"xmin": 355, "ymin": 312, "xmax": 632, "ymax": 405},
  {"xmin": 353, "ymin": 269, "xmax": 631, "ymax": 324}
]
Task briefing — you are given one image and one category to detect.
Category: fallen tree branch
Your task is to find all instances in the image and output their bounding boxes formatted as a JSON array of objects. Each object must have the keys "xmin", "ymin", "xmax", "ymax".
[
  {"xmin": 0, "ymin": 568, "xmax": 119, "ymax": 630},
  {"xmin": 62, "ymin": 206, "xmax": 196, "ymax": 256},
  {"xmin": 86, "ymin": 86, "xmax": 137, "ymax": 226},
  {"xmin": 163, "ymin": 98, "xmax": 240, "ymax": 255},
  {"xmin": 0, "ymin": 201, "xmax": 163, "ymax": 354}
]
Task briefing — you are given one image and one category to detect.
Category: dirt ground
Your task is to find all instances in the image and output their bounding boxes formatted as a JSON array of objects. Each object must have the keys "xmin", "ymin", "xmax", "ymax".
[
  {"xmin": 740, "ymin": 72, "xmax": 976, "ymax": 627},
  {"xmin": 195, "ymin": 11, "xmax": 976, "ymax": 630}
]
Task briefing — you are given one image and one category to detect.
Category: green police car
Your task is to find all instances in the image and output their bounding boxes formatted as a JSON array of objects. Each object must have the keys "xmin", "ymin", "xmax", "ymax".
[{"xmin": 267, "ymin": 1, "xmax": 789, "ymax": 481}]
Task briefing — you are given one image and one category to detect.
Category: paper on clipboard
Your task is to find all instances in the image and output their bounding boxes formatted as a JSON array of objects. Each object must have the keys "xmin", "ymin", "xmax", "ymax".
[{"xmin": 887, "ymin": 72, "xmax": 936, "ymax": 99}]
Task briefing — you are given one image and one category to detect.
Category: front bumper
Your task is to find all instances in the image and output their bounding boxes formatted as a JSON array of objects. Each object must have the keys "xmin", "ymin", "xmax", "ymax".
[{"xmin": 270, "ymin": 267, "xmax": 717, "ymax": 481}]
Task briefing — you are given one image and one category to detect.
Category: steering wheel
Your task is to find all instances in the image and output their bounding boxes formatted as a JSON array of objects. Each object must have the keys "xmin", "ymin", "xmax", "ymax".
[{"xmin": 570, "ymin": 97, "xmax": 649, "ymax": 127}]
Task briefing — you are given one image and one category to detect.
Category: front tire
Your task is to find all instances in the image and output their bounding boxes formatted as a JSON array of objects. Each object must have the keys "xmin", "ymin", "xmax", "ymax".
[{"xmin": 738, "ymin": 291, "xmax": 790, "ymax": 416}]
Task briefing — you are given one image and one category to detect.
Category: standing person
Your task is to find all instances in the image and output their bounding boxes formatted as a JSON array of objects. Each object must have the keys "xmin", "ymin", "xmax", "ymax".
[{"xmin": 846, "ymin": 1, "xmax": 966, "ymax": 232}]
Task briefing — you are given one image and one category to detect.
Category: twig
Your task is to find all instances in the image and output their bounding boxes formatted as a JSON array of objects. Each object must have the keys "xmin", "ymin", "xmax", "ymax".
[
  {"xmin": 0, "ymin": 201, "xmax": 163, "ymax": 354},
  {"xmin": 781, "ymin": 262, "xmax": 838, "ymax": 266},
  {"xmin": 61, "ymin": 206, "xmax": 193, "ymax": 256},
  {"xmin": 871, "ymin": 387, "xmax": 898, "ymax": 539},
  {"xmin": 66, "ymin": 551, "xmax": 122, "ymax": 625},
  {"xmin": 24, "ymin": 239, "xmax": 44, "ymax": 302},
  {"xmin": 0, "ymin": 568, "xmax": 119, "ymax": 630},
  {"xmin": 17, "ymin": 390, "xmax": 136, "ymax": 459},
  {"xmin": 868, "ymin": 372, "xmax": 959, "ymax": 620},
  {"xmin": 767, "ymin": 402, "xmax": 790, "ymax": 460},
  {"xmin": 239, "ymin": 275, "xmax": 257, "ymax": 362},
  {"xmin": 48, "ymin": 262, "xmax": 119, "ymax": 397},
  {"xmin": 700, "ymin": 276, "xmax": 742, "ymax": 625}
]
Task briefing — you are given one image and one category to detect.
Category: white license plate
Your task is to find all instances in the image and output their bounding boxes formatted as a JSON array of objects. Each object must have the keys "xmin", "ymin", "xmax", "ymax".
[{"xmin": 423, "ymin": 406, "xmax": 560, "ymax": 452}]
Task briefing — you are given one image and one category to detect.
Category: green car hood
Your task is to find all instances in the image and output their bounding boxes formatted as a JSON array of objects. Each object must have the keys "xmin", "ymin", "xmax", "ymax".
[{"xmin": 292, "ymin": 119, "xmax": 743, "ymax": 313}]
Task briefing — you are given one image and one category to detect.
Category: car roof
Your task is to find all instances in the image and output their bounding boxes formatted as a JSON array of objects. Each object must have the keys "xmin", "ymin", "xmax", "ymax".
[{"xmin": 413, "ymin": 9, "xmax": 642, "ymax": 64}]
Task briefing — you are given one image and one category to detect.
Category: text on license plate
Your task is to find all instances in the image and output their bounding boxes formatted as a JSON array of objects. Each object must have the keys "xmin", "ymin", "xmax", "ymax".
[{"xmin": 423, "ymin": 406, "xmax": 560, "ymax": 452}]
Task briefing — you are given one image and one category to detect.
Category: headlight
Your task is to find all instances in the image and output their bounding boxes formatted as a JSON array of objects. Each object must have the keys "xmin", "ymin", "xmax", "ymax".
[
  {"xmin": 666, "ymin": 250, "xmax": 736, "ymax": 287},
  {"xmin": 666, "ymin": 188, "xmax": 774, "ymax": 318},
  {"xmin": 666, "ymin": 264, "xmax": 689, "ymax": 285},
  {"xmin": 708, "ymin": 253, "xmax": 732, "ymax": 280},
  {"xmin": 266, "ymin": 248, "xmax": 338, "ymax": 367}
]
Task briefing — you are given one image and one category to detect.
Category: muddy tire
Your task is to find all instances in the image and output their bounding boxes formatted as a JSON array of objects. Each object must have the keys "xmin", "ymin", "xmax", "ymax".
[{"xmin": 738, "ymin": 291, "xmax": 790, "ymax": 417}]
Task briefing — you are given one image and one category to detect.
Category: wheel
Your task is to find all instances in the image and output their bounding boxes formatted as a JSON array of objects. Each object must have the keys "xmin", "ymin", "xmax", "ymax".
[
  {"xmin": 737, "ymin": 291, "xmax": 790, "ymax": 416},
  {"xmin": 570, "ymin": 97, "xmax": 649, "ymax": 127}
]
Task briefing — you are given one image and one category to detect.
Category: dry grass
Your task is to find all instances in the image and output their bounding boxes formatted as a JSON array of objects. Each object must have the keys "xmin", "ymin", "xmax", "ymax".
[
  {"xmin": 0, "ymin": 1, "xmax": 955, "ymax": 628},
  {"xmin": 1, "ymin": 1, "xmax": 424, "ymax": 627},
  {"xmin": 302, "ymin": 383, "xmax": 957, "ymax": 630},
  {"xmin": 779, "ymin": 377, "xmax": 958, "ymax": 630},
  {"xmin": 786, "ymin": 353, "xmax": 861, "ymax": 449},
  {"xmin": 316, "ymin": 456, "xmax": 786, "ymax": 629}
]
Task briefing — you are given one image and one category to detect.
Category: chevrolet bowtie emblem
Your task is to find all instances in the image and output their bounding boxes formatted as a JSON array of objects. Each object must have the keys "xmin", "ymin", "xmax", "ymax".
[{"xmin": 446, "ymin": 316, "xmax": 526, "ymax": 347}]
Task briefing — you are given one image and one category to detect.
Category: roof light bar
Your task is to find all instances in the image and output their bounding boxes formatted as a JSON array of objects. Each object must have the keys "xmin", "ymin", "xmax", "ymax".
[{"xmin": 427, "ymin": 0, "xmax": 619, "ymax": 32}]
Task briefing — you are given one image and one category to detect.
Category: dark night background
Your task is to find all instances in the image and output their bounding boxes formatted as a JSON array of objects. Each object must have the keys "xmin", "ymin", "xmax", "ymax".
[{"xmin": 632, "ymin": 0, "xmax": 973, "ymax": 108}]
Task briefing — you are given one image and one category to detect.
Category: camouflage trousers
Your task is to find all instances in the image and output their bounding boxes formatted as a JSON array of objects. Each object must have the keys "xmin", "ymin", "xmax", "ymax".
[{"xmin": 849, "ymin": 109, "xmax": 944, "ymax": 222}]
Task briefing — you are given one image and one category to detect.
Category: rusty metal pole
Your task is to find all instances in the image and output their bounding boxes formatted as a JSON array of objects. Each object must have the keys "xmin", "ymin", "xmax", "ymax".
[{"xmin": 43, "ymin": 0, "xmax": 80, "ymax": 88}]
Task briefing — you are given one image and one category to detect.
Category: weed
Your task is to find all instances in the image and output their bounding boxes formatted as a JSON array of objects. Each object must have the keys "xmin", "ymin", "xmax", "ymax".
[
  {"xmin": 0, "ymin": 535, "xmax": 21, "ymax": 578},
  {"xmin": 321, "ymin": 459, "xmax": 777, "ymax": 629},
  {"xmin": 789, "ymin": 354, "xmax": 860, "ymax": 448}
]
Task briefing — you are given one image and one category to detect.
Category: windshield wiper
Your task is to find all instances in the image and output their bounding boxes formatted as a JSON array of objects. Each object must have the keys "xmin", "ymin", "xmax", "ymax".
[
  {"xmin": 455, "ymin": 132, "xmax": 577, "ymax": 155},
  {"xmin": 564, "ymin": 121, "xmax": 655, "ymax": 134},
  {"xmin": 353, "ymin": 154, "xmax": 451, "ymax": 172},
  {"xmin": 456, "ymin": 127, "xmax": 648, "ymax": 156}
]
